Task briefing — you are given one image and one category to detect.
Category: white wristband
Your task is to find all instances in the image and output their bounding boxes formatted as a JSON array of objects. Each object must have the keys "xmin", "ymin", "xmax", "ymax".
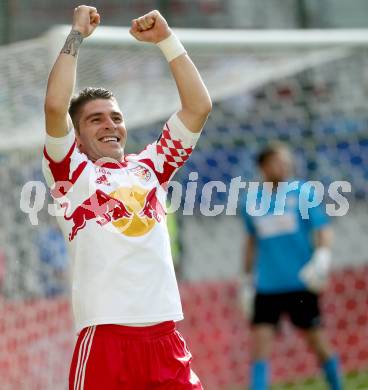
[{"xmin": 157, "ymin": 33, "xmax": 186, "ymax": 62}]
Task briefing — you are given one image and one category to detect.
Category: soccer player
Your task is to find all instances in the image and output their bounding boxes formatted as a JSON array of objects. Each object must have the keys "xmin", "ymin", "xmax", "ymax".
[
  {"xmin": 42, "ymin": 5, "xmax": 211, "ymax": 389},
  {"xmin": 239, "ymin": 143, "xmax": 343, "ymax": 390}
]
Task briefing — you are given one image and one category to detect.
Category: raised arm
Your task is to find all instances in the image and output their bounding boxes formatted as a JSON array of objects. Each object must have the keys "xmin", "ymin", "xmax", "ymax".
[
  {"xmin": 44, "ymin": 6, "xmax": 100, "ymax": 137},
  {"xmin": 129, "ymin": 10, "xmax": 212, "ymax": 133}
]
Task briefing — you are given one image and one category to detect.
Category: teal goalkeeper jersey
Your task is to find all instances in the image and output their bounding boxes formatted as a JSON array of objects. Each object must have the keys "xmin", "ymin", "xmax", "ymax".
[{"xmin": 240, "ymin": 181, "xmax": 330, "ymax": 294}]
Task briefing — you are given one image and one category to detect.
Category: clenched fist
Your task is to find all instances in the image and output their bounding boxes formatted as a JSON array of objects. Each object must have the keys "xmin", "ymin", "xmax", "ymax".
[
  {"xmin": 72, "ymin": 5, "xmax": 100, "ymax": 38},
  {"xmin": 130, "ymin": 10, "xmax": 171, "ymax": 44}
]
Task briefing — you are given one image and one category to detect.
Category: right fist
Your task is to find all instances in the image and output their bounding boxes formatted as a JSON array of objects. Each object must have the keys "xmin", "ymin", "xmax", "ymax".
[
  {"xmin": 72, "ymin": 5, "xmax": 100, "ymax": 38},
  {"xmin": 130, "ymin": 10, "xmax": 171, "ymax": 44}
]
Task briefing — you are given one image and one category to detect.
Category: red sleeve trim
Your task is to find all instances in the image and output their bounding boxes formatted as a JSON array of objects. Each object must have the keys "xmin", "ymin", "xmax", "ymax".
[
  {"xmin": 43, "ymin": 142, "xmax": 87, "ymax": 198},
  {"xmin": 133, "ymin": 120, "xmax": 196, "ymax": 185},
  {"xmin": 43, "ymin": 140, "xmax": 76, "ymax": 165}
]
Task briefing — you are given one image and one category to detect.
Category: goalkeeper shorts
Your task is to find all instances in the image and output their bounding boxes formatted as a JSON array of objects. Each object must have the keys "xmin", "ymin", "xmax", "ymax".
[
  {"xmin": 252, "ymin": 290, "xmax": 321, "ymax": 329},
  {"xmin": 69, "ymin": 321, "xmax": 202, "ymax": 390}
]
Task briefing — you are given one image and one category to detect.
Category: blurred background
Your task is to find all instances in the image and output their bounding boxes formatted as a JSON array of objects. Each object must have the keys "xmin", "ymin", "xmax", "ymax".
[
  {"xmin": 0, "ymin": 0, "xmax": 368, "ymax": 389},
  {"xmin": 6, "ymin": 0, "xmax": 368, "ymax": 44}
]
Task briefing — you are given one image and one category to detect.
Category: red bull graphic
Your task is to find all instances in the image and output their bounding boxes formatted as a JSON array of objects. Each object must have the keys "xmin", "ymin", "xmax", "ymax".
[
  {"xmin": 139, "ymin": 187, "xmax": 165, "ymax": 223},
  {"xmin": 61, "ymin": 186, "xmax": 166, "ymax": 240},
  {"xmin": 61, "ymin": 189, "xmax": 132, "ymax": 241}
]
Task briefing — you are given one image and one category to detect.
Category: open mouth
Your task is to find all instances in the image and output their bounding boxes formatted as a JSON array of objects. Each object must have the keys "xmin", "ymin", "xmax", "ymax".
[{"xmin": 99, "ymin": 136, "xmax": 121, "ymax": 143}]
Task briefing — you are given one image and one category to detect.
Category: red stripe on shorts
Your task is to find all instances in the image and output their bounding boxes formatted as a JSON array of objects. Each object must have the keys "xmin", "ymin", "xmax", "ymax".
[{"xmin": 68, "ymin": 322, "xmax": 202, "ymax": 390}]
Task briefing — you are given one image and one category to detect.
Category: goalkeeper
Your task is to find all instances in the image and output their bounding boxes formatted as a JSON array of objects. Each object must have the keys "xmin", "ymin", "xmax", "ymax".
[{"xmin": 239, "ymin": 143, "xmax": 342, "ymax": 390}]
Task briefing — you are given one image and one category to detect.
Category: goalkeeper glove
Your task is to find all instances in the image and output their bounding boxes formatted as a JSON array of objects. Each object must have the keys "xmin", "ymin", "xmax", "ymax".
[
  {"xmin": 238, "ymin": 274, "xmax": 255, "ymax": 321},
  {"xmin": 299, "ymin": 247, "xmax": 332, "ymax": 293}
]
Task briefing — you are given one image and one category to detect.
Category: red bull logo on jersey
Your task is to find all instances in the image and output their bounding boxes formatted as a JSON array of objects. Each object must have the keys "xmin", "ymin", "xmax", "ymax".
[
  {"xmin": 61, "ymin": 186, "xmax": 165, "ymax": 241},
  {"xmin": 128, "ymin": 166, "xmax": 151, "ymax": 181}
]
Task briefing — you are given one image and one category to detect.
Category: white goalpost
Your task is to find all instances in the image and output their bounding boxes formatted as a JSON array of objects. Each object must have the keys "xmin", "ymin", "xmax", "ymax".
[{"xmin": 2, "ymin": 26, "xmax": 368, "ymax": 150}]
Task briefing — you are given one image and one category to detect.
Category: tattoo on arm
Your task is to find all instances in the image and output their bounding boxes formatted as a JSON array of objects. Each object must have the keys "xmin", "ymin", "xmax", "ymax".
[{"xmin": 61, "ymin": 30, "xmax": 83, "ymax": 57}]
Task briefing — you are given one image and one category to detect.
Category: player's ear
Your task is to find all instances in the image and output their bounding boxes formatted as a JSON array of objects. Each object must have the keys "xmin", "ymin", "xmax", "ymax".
[{"xmin": 75, "ymin": 134, "xmax": 84, "ymax": 152}]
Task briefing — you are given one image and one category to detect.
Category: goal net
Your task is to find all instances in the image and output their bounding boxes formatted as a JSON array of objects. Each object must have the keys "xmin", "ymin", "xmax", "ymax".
[{"xmin": 0, "ymin": 26, "xmax": 368, "ymax": 389}]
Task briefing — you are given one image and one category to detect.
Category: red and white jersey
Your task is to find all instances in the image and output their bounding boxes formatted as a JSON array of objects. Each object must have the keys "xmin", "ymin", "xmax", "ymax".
[{"xmin": 42, "ymin": 114, "xmax": 200, "ymax": 333}]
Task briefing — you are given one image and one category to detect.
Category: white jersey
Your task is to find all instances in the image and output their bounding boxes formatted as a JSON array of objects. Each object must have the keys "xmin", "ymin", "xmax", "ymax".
[{"xmin": 42, "ymin": 114, "xmax": 200, "ymax": 333}]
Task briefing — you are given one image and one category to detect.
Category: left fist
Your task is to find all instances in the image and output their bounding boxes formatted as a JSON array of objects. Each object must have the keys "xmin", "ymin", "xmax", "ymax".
[{"xmin": 130, "ymin": 10, "xmax": 171, "ymax": 44}]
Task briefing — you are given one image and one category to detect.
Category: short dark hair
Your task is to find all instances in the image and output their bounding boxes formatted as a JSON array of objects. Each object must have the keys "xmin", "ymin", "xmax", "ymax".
[
  {"xmin": 257, "ymin": 141, "xmax": 290, "ymax": 167},
  {"xmin": 69, "ymin": 87, "xmax": 114, "ymax": 131}
]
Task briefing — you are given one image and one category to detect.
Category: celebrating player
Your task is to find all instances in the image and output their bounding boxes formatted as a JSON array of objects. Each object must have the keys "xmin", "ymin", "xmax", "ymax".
[
  {"xmin": 42, "ymin": 5, "xmax": 211, "ymax": 389},
  {"xmin": 239, "ymin": 143, "xmax": 342, "ymax": 390}
]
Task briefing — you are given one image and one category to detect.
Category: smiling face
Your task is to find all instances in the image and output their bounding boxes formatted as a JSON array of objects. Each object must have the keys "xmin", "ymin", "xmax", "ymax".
[{"xmin": 76, "ymin": 98, "xmax": 127, "ymax": 162}]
